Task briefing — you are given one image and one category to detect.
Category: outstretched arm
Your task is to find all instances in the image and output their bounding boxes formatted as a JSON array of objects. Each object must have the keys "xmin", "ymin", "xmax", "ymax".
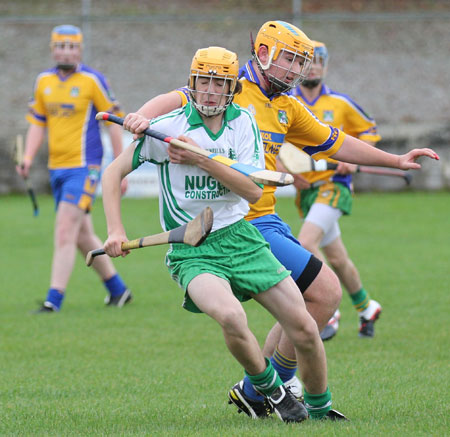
[{"xmin": 332, "ymin": 135, "xmax": 439, "ymax": 169}]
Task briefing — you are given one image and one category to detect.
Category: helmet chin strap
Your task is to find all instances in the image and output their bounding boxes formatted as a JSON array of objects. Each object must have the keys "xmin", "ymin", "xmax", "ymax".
[
  {"xmin": 250, "ymin": 32, "xmax": 278, "ymax": 95},
  {"xmin": 251, "ymin": 35, "xmax": 294, "ymax": 95},
  {"xmin": 252, "ymin": 52, "xmax": 285, "ymax": 95}
]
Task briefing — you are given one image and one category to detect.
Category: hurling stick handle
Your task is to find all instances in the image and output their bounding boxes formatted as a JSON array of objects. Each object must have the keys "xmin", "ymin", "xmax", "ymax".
[
  {"xmin": 358, "ymin": 166, "xmax": 400, "ymax": 176},
  {"xmin": 121, "ymin": 233, "xmax": 170, "ymax": 250},
  {"xmin": 165, "ymin": 137, "xmax": 211, "ymax": 157},
  {"xmin": 15, "ymin": 134, "xmax": 24, "ymax": 164},
  {"xmin": 86, "ymin": 233, "xmax": 172, "ymax": 266}
]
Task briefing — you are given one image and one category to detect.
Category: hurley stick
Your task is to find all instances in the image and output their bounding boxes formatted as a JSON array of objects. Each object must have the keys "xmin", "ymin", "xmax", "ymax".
[
  {"xmin": 86, "ymin": 206, "xmax": 214, "ymax": 266},
  {"xmin": 14, "ymin": 134, "xmax": 39, "ymax": 216},
  {"xmin": 96, "ymin": 112, "xmax": 293, "ymax": 187}
]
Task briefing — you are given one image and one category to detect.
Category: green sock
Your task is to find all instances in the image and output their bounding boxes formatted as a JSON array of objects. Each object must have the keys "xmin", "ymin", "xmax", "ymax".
[
  {"xmin": 350, "ymin": 287, "xmax": 370, "ymax": 312},
  {"xmin": 304, "ymin": 387, "xmax": 332, "ymax": 419},
  {"xmin": 245, "ymin": 357, "xmax": 283, "ymax": 397}
]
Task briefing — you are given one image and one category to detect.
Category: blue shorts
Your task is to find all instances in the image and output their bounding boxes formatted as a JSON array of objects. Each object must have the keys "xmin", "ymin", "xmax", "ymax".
[
  {"xmin": 49, "ymin": 165, "xmax": 100, "ymax": 212},
  {"xmin": 249, "ymin": 214, "xmax": 312, "ymax": 282}
]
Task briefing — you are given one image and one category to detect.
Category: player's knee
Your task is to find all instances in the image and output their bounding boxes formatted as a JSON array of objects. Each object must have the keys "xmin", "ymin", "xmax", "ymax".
[
  {"xmin": 218, "ymin": 307, "xmax": 248, "ymax": 336},
  {"xmin": 55, "ymin": 225, "xmax": 77, "ymax": 247},
  {"xmin": 289, "ymin": 314, "xmax": 319, "ymax": 351}
]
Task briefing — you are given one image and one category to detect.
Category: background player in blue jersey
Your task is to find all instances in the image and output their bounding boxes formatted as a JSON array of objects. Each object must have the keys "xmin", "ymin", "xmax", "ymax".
[
  {"xmin": 288, "ymin": 40, "xmax": 382, "ymax": 340},
  {"xmin": 16, "ymin": 25, "xmax": 131, "ymax": 312}
]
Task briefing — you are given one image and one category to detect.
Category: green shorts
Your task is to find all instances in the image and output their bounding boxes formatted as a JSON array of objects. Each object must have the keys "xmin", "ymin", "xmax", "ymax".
[
  {"xmin": 166, "ymin": 219, "xmax": 291, "ymax": 313},
  {"xmin": 296, "ymin": 182, "xmax": 353, "ymax": 218}
]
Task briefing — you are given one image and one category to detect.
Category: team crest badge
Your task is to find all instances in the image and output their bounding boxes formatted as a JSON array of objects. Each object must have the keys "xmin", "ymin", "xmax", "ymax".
[
  {"xmin": 88, "ymin": 166, "xmax": 100, "ymax": 184},
  {"xmin": 323, "ymin": 110, "xmax": 334, "ymax": 122},
  {"xmin": 70, "ymin": 87, "xmax": 80, "ymax": 97},
  {"xmin": 278, "ymin": 110, "xmax": 288, "ymax": 125},
  {"xmin": 228, "ymin": 148, "xmax": 237, "ymax": 160},
  {"xmin": 247, "ymin": 104, "xmax": 256, "ymax": 115}
]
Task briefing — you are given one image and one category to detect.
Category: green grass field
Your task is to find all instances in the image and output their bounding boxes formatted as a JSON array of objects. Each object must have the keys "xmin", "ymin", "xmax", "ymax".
[{"xmin": 1, "ymin": 192, "xmax": 449, "ymax": 436}]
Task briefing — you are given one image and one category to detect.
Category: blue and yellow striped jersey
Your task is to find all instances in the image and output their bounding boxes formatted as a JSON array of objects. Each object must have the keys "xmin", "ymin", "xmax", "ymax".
[
  {"xmin": 291, "ymin": 83, "xmax": 381, "ymax": 186},
  {"xmin": 26, "ymin": 64, "xmax": 123, "ymax": 169},
  {"xmin": 177, "ymin": 60, "xmax": 345, "ymax": 219}
]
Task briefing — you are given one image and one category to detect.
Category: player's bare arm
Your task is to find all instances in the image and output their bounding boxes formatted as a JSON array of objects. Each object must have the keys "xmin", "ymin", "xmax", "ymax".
[
  {"xmin": 16, "ymin": 124, "xmax": 45, "ymax": 178},
  {"xmin": 137, "ymin": 91, "xmax": 183, "ymax": 119},
  {"xmin": 108, "ymin": 122, "xmax": 128, "ymax": 194},
  {"xmin": 332, "ymin": 135, "xmax": 439, "ymax": 169},
  {"xmin": 102, "ymin": 145, "xmax": 135, "ymax": 258},
  {"xmin": 123, "ymin": 92, "xmax": 183, "ymax": 139}
]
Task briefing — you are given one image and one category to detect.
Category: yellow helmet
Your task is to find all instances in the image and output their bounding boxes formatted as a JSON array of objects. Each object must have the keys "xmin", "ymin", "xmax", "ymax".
[
  {"xmin": 253, "ymin": 21, "xmax": 314, "ymax": 92},
  {"xmin": 188, "ymin": 46, "xmax": 240, "ymax": 117},
  {"xmin": 50, "ymin": 24, "xmax": 83, "ymax": 47}
]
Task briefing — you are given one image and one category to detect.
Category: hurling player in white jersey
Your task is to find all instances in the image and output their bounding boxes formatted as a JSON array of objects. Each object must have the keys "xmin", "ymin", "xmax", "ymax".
[
  {"xmin": 119, "ymin": 20, "xmax": 439, "ymax": 422},
  {"xmin": 100, "ymin": 46, "xmax": 339, "ymax": 423}
]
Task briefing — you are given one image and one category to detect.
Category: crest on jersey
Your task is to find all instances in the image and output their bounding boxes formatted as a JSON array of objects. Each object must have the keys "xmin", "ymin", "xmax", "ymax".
[
  {"xmin": 323, "ymin": 110, "xmax": 334, "ymax": 122},
  {"xmin": 278, "ymin": 110, "xmax": 288, "ymax": 124},
  {"xmin": 88, "ymin": 166, "xmax": 100, "ymax": 184},
  {"xmin": 247, "ymin": 104, "xmax": 256, "ymax": 115},
  {"xmin": 70, "ymin": 87, "xmax": 80, "ymax": 97},
  {"xmin": 228, "ymin": 148, "xmax": 237, "ymax": 160}
]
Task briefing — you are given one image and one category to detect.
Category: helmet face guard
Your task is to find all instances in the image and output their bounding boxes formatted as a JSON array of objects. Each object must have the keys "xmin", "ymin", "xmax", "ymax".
[
  {"xmin": 264, "ymin": 47, "xmax": 313, "ymax": 93},
  {"xmin": 253, "ymin": 21, "xmax": 314, "ymax": 93},
  {"xmin": 188, "ymin": 47, "xmax": 239, "ymax": 117}
]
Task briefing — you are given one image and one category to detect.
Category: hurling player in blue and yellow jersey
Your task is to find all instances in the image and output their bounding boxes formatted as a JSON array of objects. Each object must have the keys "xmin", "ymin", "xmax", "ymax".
[
  {"xmin": 17, "ymin": 25, "xmax": 132, "ymax": 312},
  {"xmin": 121, "ymin": 21, "xmax": 438, "ymax": 421},
  {"xmin": 289, "ymin": 41, "xmax": 382, "ymax": 341}
]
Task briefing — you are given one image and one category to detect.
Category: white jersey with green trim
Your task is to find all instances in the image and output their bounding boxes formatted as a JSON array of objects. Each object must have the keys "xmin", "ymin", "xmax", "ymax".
[{"xmin": 132, "ymin": 102, "xmax": 264, "ymax": 233}]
